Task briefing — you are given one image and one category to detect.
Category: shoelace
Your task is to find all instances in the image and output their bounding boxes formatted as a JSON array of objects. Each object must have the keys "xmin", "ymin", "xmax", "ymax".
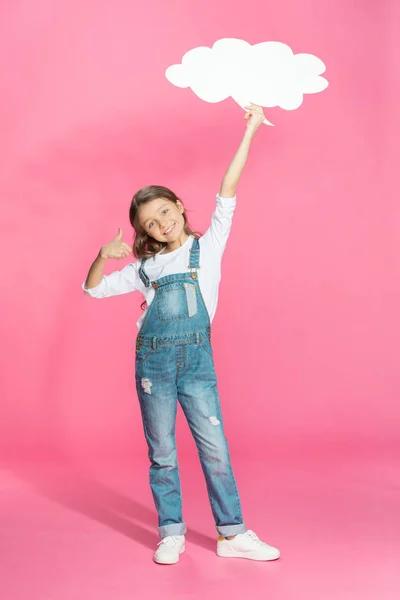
[
  {"xmin": 242, "ymin": 530, "xmax": 267, "ymax": 546},
  {"xmin": 157, "ymin": 535, "xmax": 181, "ymax": 547}
]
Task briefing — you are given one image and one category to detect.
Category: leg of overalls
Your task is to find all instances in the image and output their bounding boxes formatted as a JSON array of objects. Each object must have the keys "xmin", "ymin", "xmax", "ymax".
[
  {"xmin": 135, "ymin": 344, "xmax": 187, "ymax": 538},
  {"xmin": 176, "ymin": 340, "xmax": 246, "ymax": 538}
]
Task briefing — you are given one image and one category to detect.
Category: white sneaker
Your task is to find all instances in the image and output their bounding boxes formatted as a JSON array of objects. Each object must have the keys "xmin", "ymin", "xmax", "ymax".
[
  {"xmin": 153, "ymin": 535, "xmax": 185, "ymax": 564},
  {"xmin": 217, "ymin": 530, "xmax": 280, "ymax": 561}
]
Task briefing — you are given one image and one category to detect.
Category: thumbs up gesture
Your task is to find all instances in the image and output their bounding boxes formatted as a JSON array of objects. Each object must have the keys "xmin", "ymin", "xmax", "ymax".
[{"xmin": 100, "ymin": 228, "xmax": 132, "ymax": 260}]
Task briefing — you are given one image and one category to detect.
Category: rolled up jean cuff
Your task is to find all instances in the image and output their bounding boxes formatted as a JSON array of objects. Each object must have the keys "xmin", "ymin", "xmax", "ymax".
[
  {"xmin": 158, "ymin": 522, "xmax": 187, "ymax": 539},
  {"xmin": 216, "ymin": 523, "xmax": 246, "ymax": 537}
]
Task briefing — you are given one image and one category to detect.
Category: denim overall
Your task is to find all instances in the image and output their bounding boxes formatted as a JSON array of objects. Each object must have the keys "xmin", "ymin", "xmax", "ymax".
[{"xmin": 136, "ymin": 237, "xmax": 246, "ymax": 539}]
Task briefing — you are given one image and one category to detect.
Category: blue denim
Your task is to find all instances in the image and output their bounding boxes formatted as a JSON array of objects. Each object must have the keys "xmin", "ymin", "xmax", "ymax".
[{"xmin": 135, "ymin": 238, "xmax": 246, "ymax": 539}]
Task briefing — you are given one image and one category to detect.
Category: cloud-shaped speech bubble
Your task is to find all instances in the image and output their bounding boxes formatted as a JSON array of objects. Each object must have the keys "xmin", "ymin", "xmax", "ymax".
[{"xmin": 166, "ymin": 38, "xmax": 328, "ymax": 126}]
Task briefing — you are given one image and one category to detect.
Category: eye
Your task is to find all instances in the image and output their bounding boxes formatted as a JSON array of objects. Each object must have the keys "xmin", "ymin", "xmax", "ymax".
[
  {"xmin": 162, "ymin": 209, "xmax": 169, "ymax": 215},
  {"xmin": 148, "ymin": 221, "xmax": 155, "ymax": 229}
]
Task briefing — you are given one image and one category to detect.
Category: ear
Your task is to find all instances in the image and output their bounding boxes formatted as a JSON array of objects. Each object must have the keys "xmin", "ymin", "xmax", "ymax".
[{"xmin": 176, "ymin": 200, "xmax": 185, "ymax": 214}]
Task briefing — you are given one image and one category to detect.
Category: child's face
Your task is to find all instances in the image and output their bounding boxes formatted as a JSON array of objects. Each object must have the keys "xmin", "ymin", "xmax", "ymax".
[{"xmin": 137, "ymin": 198, "xmax": 185, "ymax": 244}]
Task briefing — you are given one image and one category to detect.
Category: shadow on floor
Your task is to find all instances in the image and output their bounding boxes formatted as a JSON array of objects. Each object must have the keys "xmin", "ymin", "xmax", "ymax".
[{"xmin": 10, "ymin": 454, "xmax": 216, "ymax": 553}]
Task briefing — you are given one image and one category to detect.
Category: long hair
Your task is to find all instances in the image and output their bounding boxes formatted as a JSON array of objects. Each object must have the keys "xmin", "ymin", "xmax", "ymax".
[{"xmin": 129, "ymin": 185, "xmax": 199, "ymax": 260}]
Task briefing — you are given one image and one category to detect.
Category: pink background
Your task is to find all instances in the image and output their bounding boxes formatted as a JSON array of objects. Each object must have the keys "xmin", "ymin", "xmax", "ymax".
[
  {"xmin": 1, "ymin": 1, "xmax": 399, "ymax": 598},
  {"xmin": 2, "ymin": 0, "xmax": 399, "ymax": 459}
]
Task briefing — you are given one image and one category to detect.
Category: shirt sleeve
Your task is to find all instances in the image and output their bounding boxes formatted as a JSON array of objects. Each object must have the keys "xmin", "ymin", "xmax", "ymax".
[
  {"xmin": 200, "ymin": 193, "xmax": 236, "ymax": 252},
  {"xmin": 82, "ymin": 261, "xmax": 140, "ymax": 298}
]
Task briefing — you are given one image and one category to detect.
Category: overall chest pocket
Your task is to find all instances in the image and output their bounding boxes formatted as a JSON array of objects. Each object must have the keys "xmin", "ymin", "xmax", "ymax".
[{"xmin": 156, "ymin": 282, "xmax": 198, "ymax": 321}]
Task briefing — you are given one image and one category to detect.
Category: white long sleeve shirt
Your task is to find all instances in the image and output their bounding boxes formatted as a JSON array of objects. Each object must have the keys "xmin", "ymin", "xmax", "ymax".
[{"xmin": 82, "ymin": 194, "xmax": 236, "ymax": 330}]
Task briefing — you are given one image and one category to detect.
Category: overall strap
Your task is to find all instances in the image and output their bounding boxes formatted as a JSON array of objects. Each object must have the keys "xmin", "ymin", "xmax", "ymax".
[
  {"xmin": 138, "ymin": 259, "xmax": 151, "ymax": 288},
  {"xmin": 188, "ymin": 237, "xmax": 200, "ymax": 269}
]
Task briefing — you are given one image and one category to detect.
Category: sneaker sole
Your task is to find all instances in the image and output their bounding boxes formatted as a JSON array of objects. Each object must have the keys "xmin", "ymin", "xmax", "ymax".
[
  {"xmin": 153, "ymin": 545, "xmax": 185, "ymax": 565},
  {"xmin": 217, "ymin": 547, "xmax": 280, "ymax": 561}
]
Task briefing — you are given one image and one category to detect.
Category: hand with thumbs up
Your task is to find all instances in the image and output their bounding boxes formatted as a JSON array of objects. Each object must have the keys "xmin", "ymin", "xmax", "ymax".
[{"xmin": 100, "ymin": 228, "xmax": 132, "ymax": 260}]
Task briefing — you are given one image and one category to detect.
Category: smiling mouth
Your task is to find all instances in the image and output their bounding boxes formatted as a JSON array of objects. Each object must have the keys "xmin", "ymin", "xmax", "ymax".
[{"xmin": 164, "ymin": 223, "xmax": 176, "ymax": 235}]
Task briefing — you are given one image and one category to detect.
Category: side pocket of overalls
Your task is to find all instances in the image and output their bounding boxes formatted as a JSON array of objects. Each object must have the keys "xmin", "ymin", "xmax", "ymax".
[
  {"xmin": 135, "ymin": 344, "xmax": 152, "ymax": 364},
  {"xmin": 200, "ymin": 336, "xmax": 214, "ymax": 358}
]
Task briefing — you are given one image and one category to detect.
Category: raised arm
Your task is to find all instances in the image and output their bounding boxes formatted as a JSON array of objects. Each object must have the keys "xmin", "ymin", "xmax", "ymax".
[{"xmin": 219, "ymin": 104, "xmax": 266, "ymax": 198}]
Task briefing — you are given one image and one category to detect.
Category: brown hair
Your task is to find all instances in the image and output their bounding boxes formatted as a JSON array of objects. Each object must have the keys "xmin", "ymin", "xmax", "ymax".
[{"xmin": 129, "ymin": 185, "xmax": 200, "ymax": 260}]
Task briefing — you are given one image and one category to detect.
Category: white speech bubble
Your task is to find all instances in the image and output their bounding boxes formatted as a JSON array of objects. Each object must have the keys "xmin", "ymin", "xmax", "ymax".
[{"xmin": 166, "ymin": 39, "xmax": 328, "ymax": 126}]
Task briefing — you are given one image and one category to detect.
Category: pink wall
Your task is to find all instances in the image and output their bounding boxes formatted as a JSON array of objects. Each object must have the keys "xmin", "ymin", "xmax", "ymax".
[{"xmin": 2, "ymin": 0, "xmax": 399, "ymax": 460}]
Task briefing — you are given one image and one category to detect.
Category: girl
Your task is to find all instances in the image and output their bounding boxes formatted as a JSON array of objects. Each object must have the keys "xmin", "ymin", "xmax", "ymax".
[{"xmin": 82, "ymin": 104, "xmax": 280, "ymax": 565}]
